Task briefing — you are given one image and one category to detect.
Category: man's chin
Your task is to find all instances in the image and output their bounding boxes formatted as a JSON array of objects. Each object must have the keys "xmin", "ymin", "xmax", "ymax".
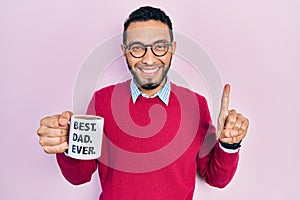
[{"xmin": 140, "ymin": 83, "xmax": 160, "ymax": 90}]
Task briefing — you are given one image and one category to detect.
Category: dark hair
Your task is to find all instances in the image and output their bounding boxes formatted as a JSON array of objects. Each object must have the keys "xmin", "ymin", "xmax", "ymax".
[{"xmin": 123, "ymin": 6, "xmax": 173, "ymax": 44}]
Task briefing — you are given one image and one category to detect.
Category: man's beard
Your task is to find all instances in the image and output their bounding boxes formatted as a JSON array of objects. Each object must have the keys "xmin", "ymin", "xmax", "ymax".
[
  {"xmin": 126, "ymin": 58, "xmax": 171, "ymax": 91},
  {"xmin": 136, "ymin": 67, "xmax": 169, "ymax": 90}
]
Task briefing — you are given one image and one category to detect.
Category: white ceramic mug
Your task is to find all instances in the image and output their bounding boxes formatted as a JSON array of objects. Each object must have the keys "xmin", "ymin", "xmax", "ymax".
[{"xmin": 66, "ymin": 115, "xmax": 104, "ymax": 160}]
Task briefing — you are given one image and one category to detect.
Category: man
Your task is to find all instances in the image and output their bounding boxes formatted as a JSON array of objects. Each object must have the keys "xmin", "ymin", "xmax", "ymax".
[{"xmin": 37, "ymin": 6, "xmax": 249, "ymax": 200}]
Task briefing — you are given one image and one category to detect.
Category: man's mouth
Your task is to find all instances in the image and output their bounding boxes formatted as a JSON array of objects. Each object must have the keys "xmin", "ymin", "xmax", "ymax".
[{"xmin": 140, "ymin": 67, "xmax": 160, "ymax": 74}]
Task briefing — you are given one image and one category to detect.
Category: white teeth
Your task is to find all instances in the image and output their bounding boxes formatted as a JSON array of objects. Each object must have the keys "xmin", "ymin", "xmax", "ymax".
[{"xmin": 141, "ymin": 68, "xmax": 159, "ymax": 74}]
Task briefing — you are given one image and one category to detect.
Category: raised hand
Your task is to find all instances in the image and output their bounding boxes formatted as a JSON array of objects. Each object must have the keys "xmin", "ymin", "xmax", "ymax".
[
  {"xmin": 37, "ymin": 111, "xmax": 73, "ymax": 154},
  {"xmin": 217, "ymin": 84, "xmax": 249, "ymax": 144}
]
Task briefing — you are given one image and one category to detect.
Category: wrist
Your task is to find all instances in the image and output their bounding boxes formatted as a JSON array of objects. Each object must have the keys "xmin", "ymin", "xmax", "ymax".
[{"xmin": 218, "ymin": 139, "xmax": 242, "ymax": 150}]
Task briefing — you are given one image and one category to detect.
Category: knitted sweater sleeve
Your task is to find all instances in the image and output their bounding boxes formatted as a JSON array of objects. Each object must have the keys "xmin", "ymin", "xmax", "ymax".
[
  {"xmin": 56, "ymin": 153, "xmax": 98, "ymax": 185},
  {"xmin": 196, "ymin": 96, "xmax": 239, "ymax": 188},
  {"xmin": 56, "ymin": 93, "xmax": 98, "ymax": 185}
]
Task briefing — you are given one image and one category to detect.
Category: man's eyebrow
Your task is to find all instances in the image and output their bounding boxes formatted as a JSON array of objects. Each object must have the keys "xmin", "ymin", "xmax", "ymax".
[
  {"xmin": 127, "ymin": 41, "xmax": 143, "ymax": 46},
  {"xmin": 153, "ymin": 39, "xmax": 169, "ymax": 43}
]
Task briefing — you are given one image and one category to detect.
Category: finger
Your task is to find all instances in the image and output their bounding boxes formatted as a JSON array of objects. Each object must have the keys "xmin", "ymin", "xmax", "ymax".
[
  {"xmin": 39, "ymin": 115, "xmax": 61, "ymax": 129},
  {"xmin": 240, "ymin": 118, "xmax": 249, "ymax": 133},
  {"xmin": 221, "ymin": 129, "xmax": 239, "ymax": 138},
  {"xmin": 37, "ymin": 126, "xmax": 69, "ymax": 137},
  {"xmin": 58, "ymin": 111, "xmax": 73, "ymax": 126},
  {"xmin": 39, "ymin": 136, "xmax": 68, "ymax": 147},
  {"xmin": 233, "ymin": 114, "xmax": 243, "ymax": 130},
  {"xmin": 43, "ymin": 142, "xmax": 68, "ymax": 154},
  {"xmin": 220, "ymin": 119, "xmax": 248, "ymax": 144},
  {"xmin": 216, "ymin": 116, "xmax": 225, "ymax": 138},
  {"xmin": 220, "ymin": 84, "xmax": 230, "ymax": 113},
  {"xmin": 219, "ymin": 135, "xmax": 243, "ymax": 144},
  {"xmin": 224, "ymin": 110, "xmax": 237, "ymax": 129}
]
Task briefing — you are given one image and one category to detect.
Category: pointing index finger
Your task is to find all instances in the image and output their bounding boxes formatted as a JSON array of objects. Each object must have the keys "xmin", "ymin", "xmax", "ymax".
[{"xmin": 220, "ymin": 84, "xmax": 230, "ymax": 112}]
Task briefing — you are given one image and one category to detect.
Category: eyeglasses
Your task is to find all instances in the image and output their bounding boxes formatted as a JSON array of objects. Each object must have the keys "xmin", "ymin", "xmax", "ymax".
[{"xmin": 124, "ymin": 40, "xmax": 172, "ymax": 58}]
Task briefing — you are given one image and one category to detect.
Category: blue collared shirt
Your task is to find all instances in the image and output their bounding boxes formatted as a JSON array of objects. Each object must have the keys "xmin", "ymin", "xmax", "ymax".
[{"xmin": 130, "ymin": 79, "xmax": 171, "ymax": 106}]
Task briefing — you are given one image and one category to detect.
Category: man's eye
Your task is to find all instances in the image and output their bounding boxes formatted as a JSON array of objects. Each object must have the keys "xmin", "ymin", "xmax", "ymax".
[
  {"xmin": 154, "ymin": 43, "xmax": 167, "ymax": 50},
  {"xmin": 131, "ymin": 45, "xmax": 144, "ymax": 51}
]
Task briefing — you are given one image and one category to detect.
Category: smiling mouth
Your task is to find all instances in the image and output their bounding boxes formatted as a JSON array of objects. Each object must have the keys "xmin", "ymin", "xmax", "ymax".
[{"xmin": 140, "ymin": 67, "xmax": 160, "ymax": 74}]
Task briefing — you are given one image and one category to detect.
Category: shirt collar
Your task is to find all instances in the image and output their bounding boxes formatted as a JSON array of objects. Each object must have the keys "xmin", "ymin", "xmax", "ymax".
[{"xmin": 130, "ymin": 79, "xmax": 171, "ymax": 106}]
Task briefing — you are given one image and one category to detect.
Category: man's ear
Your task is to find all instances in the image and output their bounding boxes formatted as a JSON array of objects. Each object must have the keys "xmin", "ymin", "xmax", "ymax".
[
  {"xmin": 171, "ymin": 41, "xmax": 177, "ymax": 55},
  {"xmin": 121, "ymin": 44, "xmax": 126, "ymax": 57}
]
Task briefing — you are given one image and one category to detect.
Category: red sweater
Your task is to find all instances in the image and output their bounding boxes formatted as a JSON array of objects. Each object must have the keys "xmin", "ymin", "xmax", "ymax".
[{"xmin": 57, "ymin": 80, "xmax": 239, "ymax": 200}]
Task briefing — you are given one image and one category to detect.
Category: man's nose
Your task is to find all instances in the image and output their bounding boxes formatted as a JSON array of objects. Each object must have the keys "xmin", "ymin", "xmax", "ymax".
[{"xmin": 141, "ymin": 47, "xmax": 156, "ymax": 65}]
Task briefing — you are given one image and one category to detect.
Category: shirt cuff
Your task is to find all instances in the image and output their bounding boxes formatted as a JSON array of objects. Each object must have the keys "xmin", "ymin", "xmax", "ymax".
[{"xmin": 218, "ymin": 142, "xmax": 240, "ymax": 153}]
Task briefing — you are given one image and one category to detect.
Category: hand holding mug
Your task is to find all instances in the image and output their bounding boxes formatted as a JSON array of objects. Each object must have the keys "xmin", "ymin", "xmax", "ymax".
[{"xmin": 37, "ymin": 111, "xmax": 73, "ymax": 154}]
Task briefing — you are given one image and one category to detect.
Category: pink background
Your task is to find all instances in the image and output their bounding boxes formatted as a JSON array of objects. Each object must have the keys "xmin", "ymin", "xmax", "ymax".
[{"xmin": 1, "ymin": 0, "xmax": 299, "ymax": 199}]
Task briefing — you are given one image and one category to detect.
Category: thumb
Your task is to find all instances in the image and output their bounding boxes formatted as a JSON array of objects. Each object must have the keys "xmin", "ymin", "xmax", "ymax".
[{"xmin": 58, "ymin": 111, "xmax": 73, "ymax": 126}]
